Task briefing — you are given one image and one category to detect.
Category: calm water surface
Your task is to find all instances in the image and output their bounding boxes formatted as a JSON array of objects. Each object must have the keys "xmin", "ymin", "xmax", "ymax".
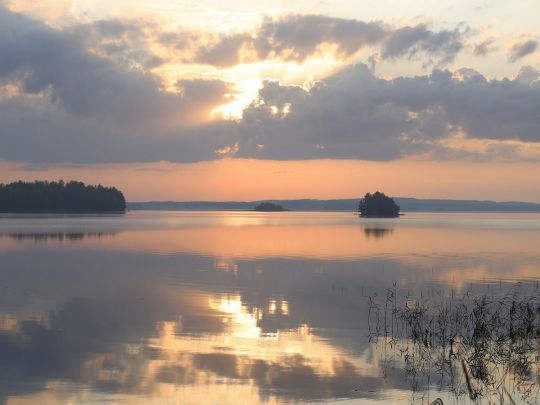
[{"xmin": 0, "ymin": 211, "xmax": 539, "ymax": 404}]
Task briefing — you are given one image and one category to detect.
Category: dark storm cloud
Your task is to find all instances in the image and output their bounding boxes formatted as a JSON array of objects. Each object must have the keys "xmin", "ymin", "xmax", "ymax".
[
  {"xmin": 189, "ymin": 15, "xmax": 465, "ymax": 67},
  {"xmin": 509, "ymin": 39, "xmax": 538, "ymax": 62}
]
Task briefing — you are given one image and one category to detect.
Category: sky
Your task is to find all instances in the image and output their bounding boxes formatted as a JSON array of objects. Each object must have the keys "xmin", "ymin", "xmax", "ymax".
[{"xmin": 0, "ymin": 0, "xmax": 539, "ymax": 201}]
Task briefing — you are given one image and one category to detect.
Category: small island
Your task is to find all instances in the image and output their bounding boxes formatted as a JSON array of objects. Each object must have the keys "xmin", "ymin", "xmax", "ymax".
[
  {"xmin": 358, "ymin": 191, "xmax": 400, "ymax": 218},
  {"xmin": 0, "ymin": 180, "xmax": 126, "ymax": 213},
  {"xmin": 253, "ymin": 202, "xmax": 287, "ymax": 212}
]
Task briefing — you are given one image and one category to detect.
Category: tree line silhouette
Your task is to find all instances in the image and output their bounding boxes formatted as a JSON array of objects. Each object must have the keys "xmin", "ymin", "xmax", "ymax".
[
  {"xmin": 0, "ymin": 180, "xmax": 126, "ymax": 212},
  {"xmin": 254, "ymin": 202, "xmax": 287, "ymax": 211},
  {"xmin": 358, "ymin": 191, "xmax": 400, "ymax": 218}
]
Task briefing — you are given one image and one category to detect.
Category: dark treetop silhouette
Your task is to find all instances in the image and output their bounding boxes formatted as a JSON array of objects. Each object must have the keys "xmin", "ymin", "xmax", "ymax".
[
  {"xmin": 358, "ymin": 191, "xmax": 400, "ymax": 218},
  {"xmin": 253, "ymin": 202, "xmax": 287, "ymax": 212},
  {"xmin": 0, "ymin": 181, "xmax": 126, "ymax": 213}
]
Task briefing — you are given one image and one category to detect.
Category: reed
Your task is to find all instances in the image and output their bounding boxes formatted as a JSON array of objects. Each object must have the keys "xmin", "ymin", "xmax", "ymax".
[{"xmin": 368, "ymin": 283, "xmax": 540, "ymax": 404}]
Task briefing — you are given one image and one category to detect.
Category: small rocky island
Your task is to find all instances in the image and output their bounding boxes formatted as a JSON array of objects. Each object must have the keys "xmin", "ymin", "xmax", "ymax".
[
  {"xmin": 0, "ymin": 180, "xmax": 126, "ymax": 213},
  {"xmin": 358, "ymin": 191, "xmax": 400, "ymax": 218},
  {"xmin": 253, "ymin": 202, "xmax": 287, "ymax": 212}
]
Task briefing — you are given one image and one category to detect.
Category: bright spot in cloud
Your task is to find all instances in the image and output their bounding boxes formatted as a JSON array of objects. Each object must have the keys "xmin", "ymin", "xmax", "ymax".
[{"xmin": 212, "ymin": 79, "xmax": 261, "ymax": 119}]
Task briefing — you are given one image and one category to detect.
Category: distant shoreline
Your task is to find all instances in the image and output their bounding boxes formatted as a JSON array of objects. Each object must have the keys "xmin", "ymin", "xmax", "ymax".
[
  {"xmin": 0, "ymin": 210, "xmax": 126, "ymax": 214},
  {"xmin": 127, "ymin": 197, "xmax": 540, "ymax": 213}
]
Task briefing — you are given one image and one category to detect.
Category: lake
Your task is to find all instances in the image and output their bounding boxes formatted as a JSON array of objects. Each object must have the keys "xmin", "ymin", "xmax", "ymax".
[{"xmin": 0, "ymin": 211, "xmax": 539, "ymax": 404}]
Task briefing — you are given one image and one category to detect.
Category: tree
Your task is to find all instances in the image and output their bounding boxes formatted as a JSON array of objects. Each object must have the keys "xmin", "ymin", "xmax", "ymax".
[
  {"xmin": 358, "ymin": 191, "xmax": 400, "ymax": 218},
  {"xmin": 0, "ymin": 180, "xmax": 126, "ymax": 213},
  {"xmin": 253, "ymin": 202, "xmax": 287, "ymax": 211}
]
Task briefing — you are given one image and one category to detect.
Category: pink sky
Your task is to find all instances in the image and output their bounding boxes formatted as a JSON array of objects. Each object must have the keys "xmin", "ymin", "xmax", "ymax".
[{"xmin": 2, "ymin": 159, "xmax": 539, "ymax": 202}]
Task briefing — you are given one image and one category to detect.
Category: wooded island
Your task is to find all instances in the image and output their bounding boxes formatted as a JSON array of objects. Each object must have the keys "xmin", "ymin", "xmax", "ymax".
[
  {"xmin": 358, "ymin": 191, "xmax": 400, "ymax": 218},
  {"xmin": 254, "ymin": 202, "xmax": 287, "ymax": 211},
  {"xmin": 0, "ymin": 181, "xmax": 126, "ymax": 213}
]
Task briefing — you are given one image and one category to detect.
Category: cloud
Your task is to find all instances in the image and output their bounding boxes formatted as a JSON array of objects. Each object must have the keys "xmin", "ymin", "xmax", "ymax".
[
  {"xmin": 186, "ymin": 15, "xmax": 466, "ymax": 67},
  {"xmin": 0, "ymin": 6, "xmax": 230, "ymax": 122},
  {"xmin": 509, "ymin": 39, "xmax": 538, "ymax": 62},
  {"xmin": 382, "ymin": 24, "xmax": 464, "ymax": 65},
  {"xmin": 0, "ymin": 6, "xmax": 539, "ymax": 164},
  {"xmin": 473, "ymin": 38, "xmax": 497, "ymax": 57},
  {"xmin": 515, "ymin": 65, "xmax": 540, "ymax": 84},
  {"xmin": 69, "ymin": 19, "xmax": 165, "ymax": 69},
  {"xmin": 195, "ymin": 33, "xmax": 253, "ymax": 66},
  {"xmin": 0, "ymin": 6, "xmax": 234, "ymax": 162},
  {"xmin": 254, "ymin": 14, "xmax": 387, "ymax": 62},
  {"xmin": 230, "ymin": 64, "xmax": 540, "ymax": 160},
  {"xmin": 62, "ymin": 14, "xmax": 466, "ymax": 69}
]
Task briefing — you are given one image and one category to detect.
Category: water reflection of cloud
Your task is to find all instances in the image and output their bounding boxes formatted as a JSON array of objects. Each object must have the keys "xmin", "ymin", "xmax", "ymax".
[
  {"xmin": 0, "ymin": 291, "xmax": 390, "ymax": 404},
  {"xmin": 0, "ymin": 212, "xmax": 539, "ymax": 404},
  {"xmin": 0, "ymin": 246, "xmax": 411, "ymax": 402}
]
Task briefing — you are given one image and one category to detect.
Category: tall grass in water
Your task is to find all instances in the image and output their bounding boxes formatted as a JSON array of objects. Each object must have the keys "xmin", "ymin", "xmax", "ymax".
[{"xmin": 368, "ymin": 283, "xmax": 540, "ymax": 404}]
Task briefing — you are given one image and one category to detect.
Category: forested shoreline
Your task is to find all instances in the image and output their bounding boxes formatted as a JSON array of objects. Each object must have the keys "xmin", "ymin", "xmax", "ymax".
[{"xmin": 0, "ymin": 181, "xmax": 126, "ymax": 213}]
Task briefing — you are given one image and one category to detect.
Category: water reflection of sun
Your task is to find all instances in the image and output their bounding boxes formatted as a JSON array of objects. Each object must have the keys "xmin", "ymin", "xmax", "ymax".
[
  {"xmin": 209, "ymin": 294, "xmax": 262, "ymax": 339},
  {"xmin": 149, "ymin": 291, "xmax": 375, "ymax": 374}
]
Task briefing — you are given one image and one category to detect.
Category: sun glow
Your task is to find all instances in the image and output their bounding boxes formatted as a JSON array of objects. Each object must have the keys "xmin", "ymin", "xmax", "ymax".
[{"xmin": 211, "ymin": 79, "xmax": 261, "ymax": 119}]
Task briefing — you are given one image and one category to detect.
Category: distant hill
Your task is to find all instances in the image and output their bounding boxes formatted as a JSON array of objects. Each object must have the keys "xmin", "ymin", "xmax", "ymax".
[
  {"xmin": 395, "ymin": 197, "xmax": 540, "ymax": 212},
  {"xmin": 128, "ymin": 197, "xmax": 540, "ymax": 212}
]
